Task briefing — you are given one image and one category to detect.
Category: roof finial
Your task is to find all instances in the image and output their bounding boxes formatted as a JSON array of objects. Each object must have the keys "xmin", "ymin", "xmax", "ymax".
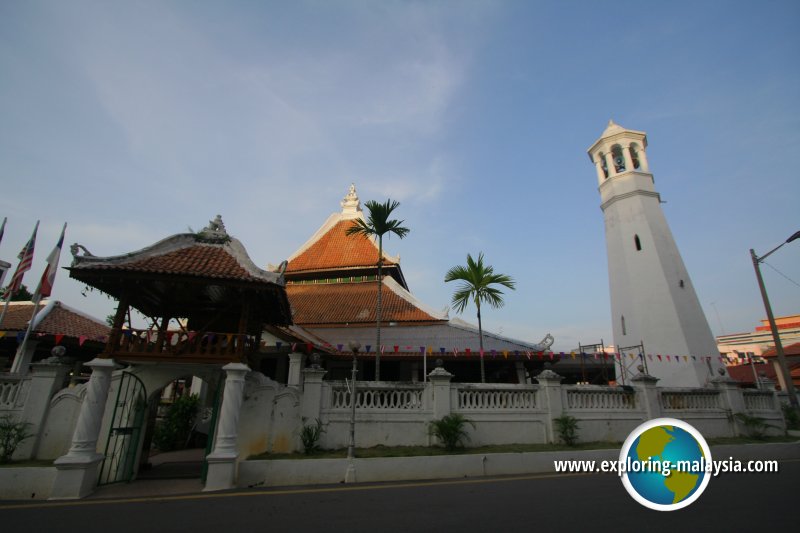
[
  {"xmin": 341, "ymin": 183, "xmax": 362, "ymax": 216},
  {"xmin": 196, "ymin": 214, "xmax": 230, "ymax": 242}
]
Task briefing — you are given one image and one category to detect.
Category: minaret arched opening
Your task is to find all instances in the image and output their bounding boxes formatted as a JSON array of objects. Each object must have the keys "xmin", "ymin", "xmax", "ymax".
[
  {"xmin": 611, "ymin": 145, "xmax": 626, "ymax": 173},
  {"xmin": 599, "ymin": 152, "xmax": 609, "ymax": 178},
  {"xmin": 629, "ymin": 143, "xmax": 642, "ymax": 170}
]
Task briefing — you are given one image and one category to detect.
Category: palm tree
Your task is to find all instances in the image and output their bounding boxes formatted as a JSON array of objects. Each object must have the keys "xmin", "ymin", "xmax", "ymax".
[
  {"xmin": 345, "ymin": 199, "xmax": 410, "ymax": 381},
  {"xmin": 445, "ymin": 252, "xmax": 516, "ymax": 383}
]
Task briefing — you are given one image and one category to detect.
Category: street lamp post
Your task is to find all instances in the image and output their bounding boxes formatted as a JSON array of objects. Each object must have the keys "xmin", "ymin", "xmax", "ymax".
[{"xmin": 750, "ymin": 230, "xmax": 800, "ymax": 409}]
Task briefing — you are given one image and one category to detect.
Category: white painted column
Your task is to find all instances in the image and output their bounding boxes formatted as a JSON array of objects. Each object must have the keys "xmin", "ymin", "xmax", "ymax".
[
  {"xmin": 300, "ymin": 366, "xmax": 327, "ymax": 421},
  {"xmin": 631, "ymin": 373, "xmax": 660, "ymax": 420},
  {"xmin": 50, "ymin": 358, "xmax": 116, "ymax": 500},
  {"xmin": 204, "ymin": 362, "xmax": 249, "ymax": 492},
  {"xmin": 428, "ymin": 366, "xmax": 453, "ymax": 419},
  {"xmin": 604, "ymin": 152, "xmax": 617, "ymax": 177},
  {"xmin": 534, "ymin": 370, "xmax": 564, "ymax": 444},
  {"xmin": 637, "ymin": 147, "xmax": 650, "ymax": 172},
  {"xmin": 622, "ymin": 146, "xmax": 634, "ymax": 172},
  {"xmin": 594, "ymin": 159, "xmax": 606, "ymax": 183},
  {"xmin": 287, "ymin": 352, "xmax": 305, "ymax": 389}
]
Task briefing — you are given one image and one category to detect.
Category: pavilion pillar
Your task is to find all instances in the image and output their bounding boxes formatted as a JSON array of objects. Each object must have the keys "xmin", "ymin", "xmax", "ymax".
[
  {"xmin": 50, "ymin": 358, "xmax": 116, "ymax": 499},
  {"xmin": 204, "ymin": 362, "xmax": 249, "ymax": 491}
]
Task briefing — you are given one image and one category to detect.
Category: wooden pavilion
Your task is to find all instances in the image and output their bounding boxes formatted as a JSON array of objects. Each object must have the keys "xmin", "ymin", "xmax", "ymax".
[{"xmin": 68, "ymin": 216, "xmax": 292, "ymax": 366}]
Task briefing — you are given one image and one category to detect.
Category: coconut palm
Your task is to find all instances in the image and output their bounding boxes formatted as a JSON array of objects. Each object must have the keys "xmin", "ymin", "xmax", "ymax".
[
  {"xmin": 346, "ymin": 199, "xmax": 410, "ymax": 381},
  {"xmin": 445, "ymin": 252, "xmax": 516, "ymax": 383}
]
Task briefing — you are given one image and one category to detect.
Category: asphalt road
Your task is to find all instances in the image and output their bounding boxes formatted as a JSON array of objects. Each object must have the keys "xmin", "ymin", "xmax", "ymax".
[{"xmin": 2, "ymin": 460, "xmax": 797, "ymax": 533}]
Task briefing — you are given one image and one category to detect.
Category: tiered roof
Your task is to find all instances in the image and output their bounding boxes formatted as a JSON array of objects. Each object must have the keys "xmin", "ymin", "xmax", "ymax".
[
  {"xmin": 282, "ymin": 185, "xmax": 551, "ymax": 356},
  {"xmin": 285, "ymin": 184, "xmax": 407, "ymax": 287}
]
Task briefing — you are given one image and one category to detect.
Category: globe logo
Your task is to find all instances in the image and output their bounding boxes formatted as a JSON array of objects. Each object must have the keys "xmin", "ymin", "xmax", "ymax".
[{"xmin": 620, "ymin": 418, "xmax": 712, "ymax": 511}]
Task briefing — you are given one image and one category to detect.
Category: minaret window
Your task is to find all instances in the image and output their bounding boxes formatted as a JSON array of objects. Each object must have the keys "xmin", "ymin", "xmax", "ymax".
[
  {"xmin": 634, "ymin": 234, "xmax": 642, "ymax": 251},
  {"xmin": 630, "ymin": 143, "xmax": 642, "ymax": 170},
  {"xmin": 599, "ymin": 153, "xmax": 609, "ymax": 178},
  {"xmin": 611, "ymin": 145, "xmax": 626, "ymax": 173}
]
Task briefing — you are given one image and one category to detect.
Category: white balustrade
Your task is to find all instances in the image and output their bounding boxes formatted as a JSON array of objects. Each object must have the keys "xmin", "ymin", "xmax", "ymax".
[
  {"xmin": 456, "ymin": 386, "xmax": 538, "ymax": 410},
  {"xmin": 743, "ymin": 390, "xmax": 775, "ymax": 411},
  {"xmin": 565, "ymin": 387, "xmax": 637, "ymax": 410},
  {"xmin": 660, "ymin": 390, "xmax": 720, "ymax": 410},
  {"xmin": 329, "ymin": 382, "xmax": 424, "ymax": 410}
]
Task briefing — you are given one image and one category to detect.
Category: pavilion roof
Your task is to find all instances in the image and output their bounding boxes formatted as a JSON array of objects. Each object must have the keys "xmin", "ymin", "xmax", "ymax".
[{"xmin": 68, "ymin": 216, "xmax": 292, "ymax": 325}]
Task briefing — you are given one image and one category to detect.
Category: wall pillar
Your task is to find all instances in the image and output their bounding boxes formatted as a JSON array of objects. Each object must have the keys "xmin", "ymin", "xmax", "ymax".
[
  {"xmin": 287, "ymin": 352, "xmax": 306, "ymax": 389},
  {"xmin": 17, "ymin": 362, "xmax": 70, "ymax": 459},
  {"xmin": 50, "ymin": 358, "xmax": 116, "ymax": 500},
  {"xmin": 300, "ymin": 366, "xmax": 327, "ymax": 421},
  {"xmin": 631, "ymin": 373, "xmax": 661, "ymax": 420},
  {"xmin": 428, "ymin": 366, "xmax": 453, "ymax": 419},
  {"xmin": 204, "ymin": 362, "xmax": 249, "ymax": 492},
  {"xmin": 711, "ymin": 376, "xmax": 746, "ymax": 437},
  {"xmin": 535, "ymin": 370, "xmax": 564, "ymax": 443}
]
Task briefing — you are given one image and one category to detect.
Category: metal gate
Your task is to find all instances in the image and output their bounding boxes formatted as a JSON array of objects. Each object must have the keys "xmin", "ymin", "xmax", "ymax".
[{"xmin": 98, "ymin": 372, "xmax": 147, "ymax": 485}]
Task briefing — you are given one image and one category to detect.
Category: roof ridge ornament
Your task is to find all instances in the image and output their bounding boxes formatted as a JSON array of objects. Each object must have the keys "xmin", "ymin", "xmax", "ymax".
[
  {"xmin": 340, "ymin": 183, "xmax": 362, "ymax": 215},
  {"xmin": 196, "ymin": 214, "xmax": 230, "ymax": 243}
]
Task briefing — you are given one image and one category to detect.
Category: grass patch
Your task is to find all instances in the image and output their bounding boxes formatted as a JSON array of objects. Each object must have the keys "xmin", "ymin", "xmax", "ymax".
[{"xmin": 248, "ymin": 441, "xmax": 622, "ymax": 461}]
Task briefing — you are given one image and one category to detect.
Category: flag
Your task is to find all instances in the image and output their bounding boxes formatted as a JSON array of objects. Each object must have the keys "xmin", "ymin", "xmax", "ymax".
[
  {"xmin": 5, "ymin": 221, "xmax": 38, "ymax": 297},
  {"xmin": 36, "ymin": 223, "xmax": 67, "ymax": 298}
]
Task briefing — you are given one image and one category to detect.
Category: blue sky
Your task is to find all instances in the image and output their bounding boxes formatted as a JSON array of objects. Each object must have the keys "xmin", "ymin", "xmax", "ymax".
[{"xmin": 1, "ymin": 1, "xmax": 798, "ymax": 351}]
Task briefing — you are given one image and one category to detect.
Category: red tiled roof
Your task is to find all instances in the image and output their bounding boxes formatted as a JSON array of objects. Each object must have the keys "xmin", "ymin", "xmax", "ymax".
[
  {"xmin": 80, "ymin": 244, "xmax": 256, "ymax": 281},
  {"xmin": 1, "ymin": 302, "xmax": 46, "ymax": 331},
  {"xmin": 1, "ymin": 301, "xmax": 109, "ymax": 340},
  {"xmin": 762, "ymin": 342, "xmax": 800, "ymax": 357},
  {"xmin": 287, "ymin": 281, "xmax": 440, "ymax": 325},
  {"xmin": 287, "ymin": 220, "xmax": 396, "ymax": 273}
]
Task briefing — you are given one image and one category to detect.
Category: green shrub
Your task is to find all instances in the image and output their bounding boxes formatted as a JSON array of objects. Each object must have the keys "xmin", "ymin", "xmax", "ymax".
[
  {"xmin": 300, "ymin": 418, "xmax": 325, "ymax": 455},
  {"xmin": 734, "ymin": 412, "xmax": 775, "ymax": 439},
  {"xmin": 553, "ymin": 415, "xmax": 579, "ymax": 446},
  {"xmin": 429, "ymin": 414, "xmax": 475, "ymax": 451},
  {"xmin": 0, "ymin": 415, "xmax": 32, "ymax": 464},
  {"xmin": 782, "ymin": 404, "xmax": 800, "ymax": 431},
  {"xmin": 153, "ymin": 394, "xmax": 200, "ymax": 451}
]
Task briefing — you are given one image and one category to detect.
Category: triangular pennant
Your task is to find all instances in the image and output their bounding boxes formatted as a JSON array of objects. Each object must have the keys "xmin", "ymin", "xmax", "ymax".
[
  {"xmin": 394, "ymin": 345, "xmax": 399, "ymax": 353},
  {"xmin": 337, "ymin": 343, "xmax": 343, "ymax": 352},
  {"xmin": 79, "ymin": 335, "xmax": 88, "ymax": 347},
  {"xmin": 365, "ymin": 345, "xmax": 371, "ymax": 353},
  {"xmin": 440, "ymin": 347, "xmax": 445, "ymax": 355},
  {"xmin": 54, "ymin": 334, "xmax": 64, "ymax": 345}
]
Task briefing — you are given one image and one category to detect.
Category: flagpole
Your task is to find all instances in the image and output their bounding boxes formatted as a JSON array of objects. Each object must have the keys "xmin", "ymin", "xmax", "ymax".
[
  {"xmin": 0, "ymin": 220, "xmax": 40, "ymax": 330},
  {"xmin": 9, "ymin": 293, "xmax": 42, "ymax": 374},
  {"xmin": 0, "ymin": 294, "xmax": 11, "ymax": 330}
]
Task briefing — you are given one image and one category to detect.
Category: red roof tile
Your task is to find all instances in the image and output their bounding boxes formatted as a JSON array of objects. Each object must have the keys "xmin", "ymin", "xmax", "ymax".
[
  {"xmin": 762, "ymin": 342, "xmax": 800, "ymax": 357},
  {"xmin": 287, "ymin": 281, "xmax": 439, "ymax": 325},
  {"xmin": 81, "ymin": 244, "xmax": 256, "ymax": 281},
  {"xmin": 287, "ymin": 220, "xmax": 396, "ymax": 273},
  {"xmin": 1, "ymin": 301, "xmax": 109, "ymax": 340}
]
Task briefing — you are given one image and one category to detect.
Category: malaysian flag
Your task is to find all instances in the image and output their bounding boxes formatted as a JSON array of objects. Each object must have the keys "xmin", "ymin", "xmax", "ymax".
[{"xmin": 5, "ymin": 221, "xmax": 38, "ymax": 298}]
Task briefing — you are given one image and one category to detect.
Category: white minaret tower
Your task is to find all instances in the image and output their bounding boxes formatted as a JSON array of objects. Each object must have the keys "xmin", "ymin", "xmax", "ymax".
[{"xmin": 588, "ymin": 120, "xmax": 724, "ymax": 387}]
